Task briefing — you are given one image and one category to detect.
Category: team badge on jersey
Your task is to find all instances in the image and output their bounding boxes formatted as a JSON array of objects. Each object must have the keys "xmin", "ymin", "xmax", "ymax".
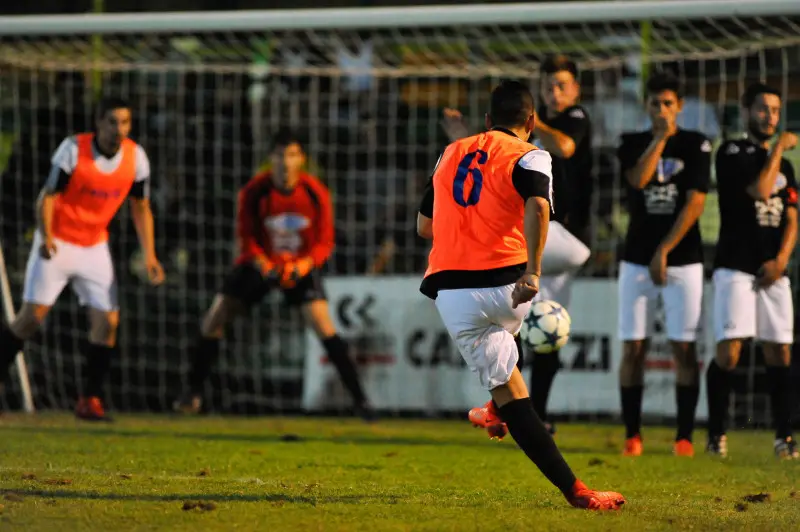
[
  {"xmin": 771, "ymin": 172, "xmax": 788, "ymax": 195},
  {"xmin": 264, "ymin": 213, "xmax": 311, "ymax": 254},
  {"xmin": 656, "ymin": 158, "xmax": 684, "ymax": 183}
]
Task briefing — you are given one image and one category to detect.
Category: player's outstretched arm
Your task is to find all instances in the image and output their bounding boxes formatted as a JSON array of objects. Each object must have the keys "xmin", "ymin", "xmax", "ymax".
[
  {"xmin": 746, "ymin": 132, "xmax": 797, "ymax": 200},
  {"xmin": 129, "ymin": 197, "xmax": 165, "ymax": 285}
]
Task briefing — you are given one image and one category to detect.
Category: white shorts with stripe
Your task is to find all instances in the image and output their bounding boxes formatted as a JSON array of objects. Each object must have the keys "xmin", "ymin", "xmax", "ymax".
[
  {"xmin": 713, "ymin": 268, "xmax": 793, "ymax": 344},
  {"xmin": 435, "ymin": 284, "xmax": 530, "ymax": 390},
  {"xmin": 23, "ymin": 231, "xmax": 118, "ymax": 312},
  {"xmin": 618, "ymin": 261, "xmax": 704, "ymax": 342}
]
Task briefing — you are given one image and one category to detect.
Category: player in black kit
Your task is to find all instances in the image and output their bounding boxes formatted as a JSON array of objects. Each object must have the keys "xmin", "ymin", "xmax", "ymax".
[
  {"xmin": 442, "ymin": 55, "xmax": 592, "ymax": 436},
  {"xmin": 616, "ymin": 73, "xmax": 711, "ymax": 457},
  {"xmin": 707, "ymin": 83, "xmax": 798, "ymax": 459}
]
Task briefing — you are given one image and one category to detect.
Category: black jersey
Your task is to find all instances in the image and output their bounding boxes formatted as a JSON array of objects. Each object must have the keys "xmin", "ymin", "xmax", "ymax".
[
  {"xmin": 714, "ymin": 137, "xmax": 798, "ymax": 275},
  {"xmin": 618, "ymin": 129, "xmax": 711, "ymax": 266},
  {"xmin": 533, "ymin": 104, "xmax": 592, "ymax": 242}
]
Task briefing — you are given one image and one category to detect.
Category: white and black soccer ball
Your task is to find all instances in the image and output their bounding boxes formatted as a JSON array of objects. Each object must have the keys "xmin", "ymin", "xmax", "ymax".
[{"xmin": 519, "ymin": 300, "xmax": 571, "ymax": 354}]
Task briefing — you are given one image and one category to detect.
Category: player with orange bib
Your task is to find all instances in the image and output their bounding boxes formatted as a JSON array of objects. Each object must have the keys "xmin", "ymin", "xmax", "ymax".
[
  {"xmin": 172, "ymin": 129, "xmax": 373, "ymax": 420},
  {"xmin": 417, "ymin": 81, "xmax": 624, "ymax": 510},
  {"xmin": 0, "ymin": 98, "xmax": 165, "ymax": 420}
]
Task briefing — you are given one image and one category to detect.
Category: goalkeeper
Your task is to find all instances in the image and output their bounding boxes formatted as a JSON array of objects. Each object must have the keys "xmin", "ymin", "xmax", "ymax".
[{"xmin": 173, "ymin": 129, "xmax": 374, "ymax": 420}]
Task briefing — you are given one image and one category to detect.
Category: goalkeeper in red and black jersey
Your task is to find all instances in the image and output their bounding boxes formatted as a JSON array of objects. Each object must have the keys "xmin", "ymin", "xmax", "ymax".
[{"xmin": 173, "ymin": 129, "xmax": 374, "ymax": 420}]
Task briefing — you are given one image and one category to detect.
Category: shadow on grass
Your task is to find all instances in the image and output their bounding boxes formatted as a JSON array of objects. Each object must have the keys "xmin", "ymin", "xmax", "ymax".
[
  {"xmin": 5, "ymin": 487, "xmax": 393, "ymax": 505},
  {"xmin": 4, "ymin": 425, "xmax": 621, "ymax": 456}
]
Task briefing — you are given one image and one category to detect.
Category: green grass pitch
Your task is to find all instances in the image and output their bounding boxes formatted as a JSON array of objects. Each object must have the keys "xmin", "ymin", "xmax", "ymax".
[{"xmin": 0, "ymin": 413, "xmax": 798, "ymax": 531}]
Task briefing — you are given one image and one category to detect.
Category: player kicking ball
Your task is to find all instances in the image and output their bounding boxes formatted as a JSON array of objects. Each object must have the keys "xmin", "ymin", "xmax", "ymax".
[
  {"xmin": 418, "ymin": 80, "xmax": 624, "ymax": 510},
  {"xmin": 442, "ymin": 55, "xmax": 593, "ymax": 437},
  {"xmin": 707, "ymin": 83, "xmax": 798, "ymax": 459},
  {"xmin": 616, "ymin": 73, "xmax": 712, "ymax": 457},
  {"xmin": 0, "ymin": 98, "xmax": 165, "ymax": 421},
  {"xmin": 173, "ymin": 129, "xmax": 374, "ymax": 421}
]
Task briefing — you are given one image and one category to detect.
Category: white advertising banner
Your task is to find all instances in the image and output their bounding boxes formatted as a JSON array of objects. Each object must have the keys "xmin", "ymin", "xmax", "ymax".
[{"xmin": 303, "ymin": 275, "xmax": 713, "ymax": 420}]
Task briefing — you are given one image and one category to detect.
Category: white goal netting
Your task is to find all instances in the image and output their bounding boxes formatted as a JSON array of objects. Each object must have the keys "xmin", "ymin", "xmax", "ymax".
[{"xmin": 1, "ymin": 1, "xmax": 799, "ymax": 423}]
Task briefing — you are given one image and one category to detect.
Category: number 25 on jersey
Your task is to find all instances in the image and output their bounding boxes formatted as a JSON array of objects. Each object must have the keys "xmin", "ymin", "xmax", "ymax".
[{"xmin": 453, "ymin": 150, "xmax": 487, "ymax": 207}]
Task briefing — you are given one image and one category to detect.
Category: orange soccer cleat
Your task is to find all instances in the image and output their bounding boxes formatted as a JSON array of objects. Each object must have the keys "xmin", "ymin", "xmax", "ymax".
[
  {"xmin": 622, "ymin": 434, "xmax": 643, "ymax": 456},
  {"xmin": 565, "ymin": 480, "xmax": 626, "ymax": 510},
  {"xmin": 674, "ymin": 439, "xmax": 694, "ymax": 457},
  {"xmin": 75, "ymin": 396, "xmax": 112, "ymax": 422},
  {"xmin": 468, "ymin": 400, "xmax": 508, "ymax": 440}
]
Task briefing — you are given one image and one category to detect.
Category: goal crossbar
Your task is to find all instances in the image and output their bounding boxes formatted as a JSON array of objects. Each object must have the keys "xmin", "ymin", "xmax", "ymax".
[{"xmin": 1, "ymin": 0, "xmax": 799, "ymax": 36}]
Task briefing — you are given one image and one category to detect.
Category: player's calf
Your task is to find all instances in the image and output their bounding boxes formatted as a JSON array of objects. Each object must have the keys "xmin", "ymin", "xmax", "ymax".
[
  {"xmin": 673, "ymin": 341, "xmax": 699, "ymax": 451},
  {"xmin": 619, "ymin": 340, "xmax": 647, "ymax": 454}
]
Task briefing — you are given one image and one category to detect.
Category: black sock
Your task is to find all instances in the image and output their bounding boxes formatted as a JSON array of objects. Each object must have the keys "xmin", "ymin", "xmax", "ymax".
[
  {"xmin": 620, "ymin": 385, "xmax": 644, "ymax": 438},
  {"xmin": 323, "ymin": 335, "xmax": 367, "ymax": 407},
  {"xmin": 706, "ymin": 360, "xmax": 731, "ymax": 437},
  {"xmin": 0, "ymin": 324, "xmax": 25, "ymax": 384},
  {"xmin": 676, "ymin": 385, "xmax": 699, "ymax": 441},
  {"xmin": 498, "ymin": 398, "xmax": 577, "ymax": 495},
  {"xmin": 84, "ymin": 343, "xmax": 114, "ymax": 398},
  {"xmin": 530, "ymin": 351, "xmax": 560, "ymax": 421},
  {"xmin": 767, "ymin": 365, "xmax": 792, "ymax": 440},
  {"xmin": 188, "ymin": 336, "xmax": 221, "ymax": 395},
  {"xmin": 515, "ymin": 335, "xmax": 524, "ymax": 371}
]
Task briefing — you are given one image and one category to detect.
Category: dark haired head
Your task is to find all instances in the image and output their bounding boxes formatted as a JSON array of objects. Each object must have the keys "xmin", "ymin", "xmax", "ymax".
[
  {"xmin": 488, "ymin": 80, "xmax": 535, "ymax": 129},
  {"xmin": 541, "ymin": 54, "xmax": 579, "ymax": 80},
  {"xmin": 741, "ymin": 83, "xmax": 781, "ymax": 109},
  {"xmin": 95, "ymin": 97, "xmax": 130, "ymax": 120},
  {"xmin": 645, "ymin": 73, "xmax": 684, "ymax": 100},
  {"xmin": 269, "ymin": 128, "xmax": 304, "ymax": 153}
]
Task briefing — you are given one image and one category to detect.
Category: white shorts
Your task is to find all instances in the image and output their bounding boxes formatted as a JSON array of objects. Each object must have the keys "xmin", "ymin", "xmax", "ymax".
[
  {"xmin": 618, "ymin": 261, "xmax": 704, "ymax": 342},
  {"xmin": 23, "ymin": 231, "xmax": 118, "ymax": 312},
  {"xmin": 541, "ymin": 221, "xmax": 591, "ymax": 276},
  {"xmin": 435, "ymin": 284, "xmax": 530, "ymax": 390},
  {"xmin": 713, "ymin": 268, "xmax": 793, "ymax": 344}
]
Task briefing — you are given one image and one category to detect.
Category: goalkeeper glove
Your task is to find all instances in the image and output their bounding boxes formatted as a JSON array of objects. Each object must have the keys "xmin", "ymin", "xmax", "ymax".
[
  {"xmin": 253, "ymin": 255, "xmax": 280, "ymax": 283},
  {"xmin": 280, "ymin": 257, "xmax": 314, "ymax": 289}
]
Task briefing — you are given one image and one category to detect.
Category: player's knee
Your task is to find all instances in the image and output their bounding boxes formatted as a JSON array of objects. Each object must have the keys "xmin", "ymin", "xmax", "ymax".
[
  {"xmin": 763, "ymin": 343, "xmax": 791, "ymax": 367},
  {"xmin": 200, "ymin": 295, "xmax": 241, "ymax": 338},
  {"xmin": 11, "ymin": 304, "xmax": 49, "ymax": 340},
  {"xmin": 715, "ymin": 340, "xmax": 740, "ymax": 371},
  {"xmin": 89, "ymin": 312, "xmax": 118, "ymax": 346},
  {"xmin": 672, "ymin": 341, "xmax": 699, "ymax": 384},
  {"xmin": 619, "ymin": 341, "xmax": 647, "ymax": 385}
]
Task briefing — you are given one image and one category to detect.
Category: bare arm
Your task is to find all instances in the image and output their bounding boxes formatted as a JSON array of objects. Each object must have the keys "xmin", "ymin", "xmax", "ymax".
[
  {"xmin": 626, "ymin": 136, "xmax": 669, "ymax": 190},
  {"xmin": 129, "ymin": 197, "xmax": 157, "ymax": 261},
  {"xmin": 534, "ymin": 120, "xmax": 577, "ymax": 159},
  {"xmin": 36, "ymin": 189, "xmax": 57, "ymax": 242},
  {"xmin": 746, "ymin": 144, "xmax": 787, "ymax": 201},
  {"xmin": 776, "ymin": 207, "xmax": 798, "ymax": 269},
  {"xmin": 523, "ymin": 196, "xmax": 550, "ymax": 275},
  {"xmin": 416, "ymin": 213, "xmax": 433, "ymax": 239},
  {"xmin": 658, "ymin": 190, "xmax": 707, "ymax": 254}
]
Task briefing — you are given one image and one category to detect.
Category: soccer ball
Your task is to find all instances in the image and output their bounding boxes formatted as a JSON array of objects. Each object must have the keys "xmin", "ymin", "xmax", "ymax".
[{"xmin": 519, "ymin": 300, "xmax": 571, "ymax": 354}]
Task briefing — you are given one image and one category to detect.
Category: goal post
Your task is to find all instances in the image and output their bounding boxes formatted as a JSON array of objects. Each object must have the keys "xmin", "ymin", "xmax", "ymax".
[{"xmin": 0, "ymin": 1, "xmax": 799, "ymax": 421}]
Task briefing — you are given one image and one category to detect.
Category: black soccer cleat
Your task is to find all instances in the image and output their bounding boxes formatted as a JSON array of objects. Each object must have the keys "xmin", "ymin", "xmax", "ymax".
[
  {"xmin": 774, "ymin": 436, "xmax": 799, "ymax": 460},
  {"xmin": 706, "ymin": 434, "xmax": 728, "ymax": 458},
  {"xmin": 172, "ymin": 394, "xmax": 202, "ymax": 415}
]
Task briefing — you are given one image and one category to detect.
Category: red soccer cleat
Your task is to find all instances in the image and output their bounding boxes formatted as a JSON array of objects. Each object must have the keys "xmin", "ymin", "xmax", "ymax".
[
  {"xmin": 468, "ymin": 400, "xmax": 508, "ymax": 440},
  {"xmin": 75, "ymin": 396, "xmax": 113, "ymax": 422},
  {"xmin": 565, "ymin": 479, "xmax": 626, "ymax": 510},
  {"xmin": 623, "ymin": 434, "xmax": 643, "ymax": 456},
  {"xmin": 674, "ymin": 439, "xmax": 694, "ymax": 457}
]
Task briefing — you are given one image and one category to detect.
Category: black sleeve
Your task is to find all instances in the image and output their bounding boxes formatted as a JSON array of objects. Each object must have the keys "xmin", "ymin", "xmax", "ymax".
[
  {"xmin": 129, "ymin": 178, "xmax": 151, "ymax": 199},
  {"xmin": 616, "ymin": 134, "xmax": 641, "ymax": 175},
  {"xmin": 418, "ymin": 176, "xmax": 434, "ymax": 217},
  {"xmin": 556, "ymin": 106, "xmax": 590, "ymax": 147},
  {"xmin": 686, "ymin": 135, "xmax": 712, "ymax": 193},
  {"xmin": 44, "ymin": 166, "xmax": 71, "ymax": 193},
  {"xmin": 783, "ymin": 160, "xmax": 798, "ymax": 209},
  {"xmin": 511, "ymin": 163, "xmax": 552, "ymax": 205}
]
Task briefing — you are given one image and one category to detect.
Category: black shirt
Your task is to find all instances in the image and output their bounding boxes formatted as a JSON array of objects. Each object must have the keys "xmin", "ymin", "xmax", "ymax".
[
  {"xmin": 417, "ymin": 128, "xmax": 553, "ymax": 299},
  {"xmin": 618, "ymin": 129, "xmax": 711, "ymax": 266},
  {"xmin": 533, "ymin": 104, "xmax": 592, "ymax": 241},
  {"xmin": 714, "ymin": 137, "xmax": 798, "ymax": 275}
]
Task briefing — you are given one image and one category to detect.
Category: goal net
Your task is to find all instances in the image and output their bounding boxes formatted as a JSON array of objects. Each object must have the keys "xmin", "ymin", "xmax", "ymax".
[{"xmin": 1, "ymin": 1, "xmax": 799, "ymax": 424}]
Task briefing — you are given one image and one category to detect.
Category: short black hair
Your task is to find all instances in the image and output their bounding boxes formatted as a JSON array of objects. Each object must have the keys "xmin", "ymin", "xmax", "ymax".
[
  {"xmin": 489, "ymin": 80, "xmax": 535, "ymax": 128},
  {"xmin": 742, "ymin": 83, "xmax": 782, "ymax": 109},
  {"xmin": 95, "ymin": 97, "xmax": 130, "ymax": 120},
  {"xmin": 269, "ymin": 128, "xmax": 304, "ymax": 152},
  {"xmin": 645, "ymin": 72, "xmax": 684, "ymax": 100},
  {"xmin": 541, "ymin": 54, "xmax": 579, "ymax": 80}
]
